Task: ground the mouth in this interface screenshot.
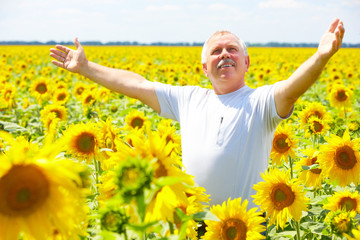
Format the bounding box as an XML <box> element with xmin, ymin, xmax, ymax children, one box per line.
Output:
<box><xmin>217</xmin><ymin>59</ymin><xmax>236</xmax><ymax>69</ymax></box>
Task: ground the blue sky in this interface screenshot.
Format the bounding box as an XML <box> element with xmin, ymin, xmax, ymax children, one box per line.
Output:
<box><xmin>0</xmin><ymin>0</ymin><xmax>359</xmax><ymax>44</ymax></box>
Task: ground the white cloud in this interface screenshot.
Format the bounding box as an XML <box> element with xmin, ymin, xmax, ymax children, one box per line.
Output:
<box><xmin>208</xmin><ymin>3</ymin><xmax>230</xmax><ymax>10</ymax></box>
<box><xmin>258</xmin><ymin>0</ymin><xmax>305</xmax><ymax>9</ymax></box>
<box><xmin>145</xmin><ymin>5</ymin><xmax>182</xmax><ymax>11</ymax></box>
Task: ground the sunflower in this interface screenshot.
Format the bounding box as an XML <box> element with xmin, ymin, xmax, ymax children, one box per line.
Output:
<box><xmin>298</xmin><ymin>101</ymin><xmax>331</xmax><ymax>128</ymax></box>
<box><xmin>81</xmin><ymin>89</ymin><xmax>97</xmax><ymax>107</ymax></box>
<box><xmin>0</xmin><ymin>83</ymin><xmax>17</xmax><ymax>110</ymax></box>
<box><xmin>304</xmin><ymin>116</ymin><xmax>330</xmax><ymax>138</ymax></box>
<box><xmin>157</xmin><ymin>119</ymin><xmax>181</xmax><ymax>155</ymax></box>
<box><xmin>97</xmin><ymin>87</ymin><xmax>111</xmax><ymax>103</ymax></box>
<box><xmin>344</xmin><ymin>225</ymin><xmax>360</xmax><ymax>240</ymax></box>
<box><xmin>0</xmin><ymin>131</ymin><xmax>87</xmax><ymax>240</ymax></box>
<box><xmin>325</xmin><ymin>210</ymin><xmax>357</xmax><ymax>237</ymax></box>
<box><xmin>139</xmin><ymin>130</ymin><xmax>194</xmax><ymax>223</ymax></box>
<box><xmin>73</xmin><ymin>82</ymin><xmax>88</xmax><ymax>100</ymax></box>
<box><xmin>270</xmin><ymin>124</ymin><xmax>298</xmax><ymax>166</ymax></box>
<box><xmin>40</xmin><ymin>104</ymin><xmax>68</xmax><ymax>129</ymax></box>
<box><xmin>99</xmin><ymin>205</ymin><xmax>129</xmax><ymax>235</ymax></box>
<box><xmin>114</xmin><ymin>156</ymin><xmax>153</xmax><ymax>201</ymax></box>
<box><xmin>30</xmin><ymin>78</ymin><xmax>52</xmax><ymax>102</ymax></box>
<box><xmin>62</xmin><ymin>122</ymin><xmax>102</xmax><ymax>162</ymax></box>
<box><xmin>323</xmin><ymin>189</ymin><xmax>360</xmax><ymax>213</ymax></box>
<box><xmin>294</xmin><ymin>148</ymin><xmax>323</xmax><ymax>189</ymax></box>
<box><xmin>52</xmin><ymin>88</ymin><xmax>70</xmax><ymax>105</ymax></box>
<box><xmin>252</xmin><ymin>168</ymin><xmax>309</xmax><ymax>229</ymax></box>
<box><xmin>124</xmin><ymin>110</ymin><xmax>150</xmax><ymax>131</ymax></box>
<box><xmin>97</xmin><ymin>170</ymin><xmax>117</xmax><ymax>206</ymax></box>
<box><xmin>96</xmin><ymin>117</ymin><xmax>121</xmax><ymax>163</ymax></box>
<box><xmin>328</xmin><ymin>84</ymin><xmax>353</xmax><ymax>110</ymax></box>
<box><xmin>318</xmin><ymin>129</ymin><xmax>360</xmax><ymax>187</ymax></box>
<box><xmin>202</xmin><ymin>197</ymin><xmax>265</xmax><ymax>240</ymax></box>
<box><xmin>172</xmin><ymin>186</ymin><xmax>210</xmax><ymax>239</ymax></box>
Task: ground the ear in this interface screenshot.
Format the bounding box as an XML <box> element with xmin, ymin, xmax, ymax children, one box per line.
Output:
<box><xmin>202</xmin><ymin>63</ymin><xmax>208</xmax><ymax>77</ymax></box>
<box><xmin>245</xmin><ymin>56</ymin><xmax>250</xmax><ymax>72</ymax></box>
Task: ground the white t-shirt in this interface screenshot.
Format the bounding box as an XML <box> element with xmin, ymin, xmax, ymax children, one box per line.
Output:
<box><xmin>154</xmin><ymin>82</ymin><xmax>288</xmax><ymax>209</ymax></box>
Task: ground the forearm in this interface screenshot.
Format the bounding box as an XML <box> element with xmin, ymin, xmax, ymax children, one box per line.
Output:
<box><xmin>274</xmin><ymin>51</ymin><xmax>330</xmax><ymax>117</ymax></box>
<box><xmin>279</xmin><ymin>51</ymin><xmax>330</xmax><ymax>102</ymax></box>
<box><xmin>80</xmin><ymin>60</ymin><xmax>148</xmax><ymax>99</ymax></box>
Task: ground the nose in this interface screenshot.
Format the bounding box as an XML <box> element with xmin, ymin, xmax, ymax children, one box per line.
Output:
<box><xmin>220</xmin><ymin>49</ymin><xmax>230</xmax><ymax>59</ymax></box>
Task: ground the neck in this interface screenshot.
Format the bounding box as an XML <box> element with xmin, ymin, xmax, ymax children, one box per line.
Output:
<box><xmin>212</xmin><ymin>81</ymin><xmax>245</xmax><ymax>95</ymax></box>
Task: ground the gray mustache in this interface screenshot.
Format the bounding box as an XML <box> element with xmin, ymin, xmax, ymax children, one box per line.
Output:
<box><xmin>217</xmin><ymin>59</ymin><xmax>236</xmax><ymax>69</ymax></box>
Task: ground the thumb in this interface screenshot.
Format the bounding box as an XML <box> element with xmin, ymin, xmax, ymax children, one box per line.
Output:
<box><xmin>74</xmin><ymin>37</ymin><xmax>81</xmax><ymax>49</ymax></box>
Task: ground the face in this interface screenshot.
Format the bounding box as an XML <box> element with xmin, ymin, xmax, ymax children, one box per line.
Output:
<box><xmin>202</xmin><ymin>33</ymin><xmax>249</xmax><ymax>94</ymax></box>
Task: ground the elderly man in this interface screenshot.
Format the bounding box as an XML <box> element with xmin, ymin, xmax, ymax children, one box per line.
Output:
<box><xmin>50</xmin><ymin>18</ymin><xmax>344</xmax><ymax>208</ymax></box>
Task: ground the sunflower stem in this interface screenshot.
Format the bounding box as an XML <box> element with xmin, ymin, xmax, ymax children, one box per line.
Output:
<box><xmin>123</xmin><ymin>230</ymin><xmax>129</xmax><ymax>240</ymax></box>
<box><xmin>295</xmin><ymin>220</ymin><xmax>301</xmax><ymax>240</ymax></box>
<box><xmin>344</xmin><ymin>106</ymin><xmax>347</xmax><ymax>123</ymax></box>
<box><xmin>93</xmin><ymin>157</ymin><xmax>100</xmax><ymax>185</ymax></box>
<box><xmin>289</xmin><ymin>156</ymin><xmax>294</xmax><ymax>179</ymax></box>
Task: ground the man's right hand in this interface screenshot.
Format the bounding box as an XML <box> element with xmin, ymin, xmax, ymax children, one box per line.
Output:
<box><xmin>50</xmin><ymin>37</ymin><xmax>87</xmax><ymax>74</ymax></box>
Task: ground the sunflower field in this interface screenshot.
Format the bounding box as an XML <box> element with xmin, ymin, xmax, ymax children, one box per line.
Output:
<box><xmin>0</xmin><ymin>45</ymin><xmax>360</xmax><ymax>240</ymax></box>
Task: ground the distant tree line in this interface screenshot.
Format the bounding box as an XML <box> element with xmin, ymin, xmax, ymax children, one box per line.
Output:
<box><xmin>0</xmin><ymin>40</ymin><xmax>359</xmax><ymax>48</ymax></box>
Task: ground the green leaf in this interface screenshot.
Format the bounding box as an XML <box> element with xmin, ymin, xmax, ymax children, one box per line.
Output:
<box><xmin>127</xmin><ymin>221</ymin><xmax>158</xmax><ymax>233</ymax></box>
<box><xmin>192</xmin><ymin>210</ymin><xmax>219</xmax><ymax>221</ymax></box>
<box><xmin>301</xmin><ymin>221</ymin><xmax>326</xmax><ymax>234</ymax></box>
<box><xmin>94</xmin><ymin>230</ymin><xmax>123</xmax><ymax>240</ymax></box>
<box><xmin>0</xmin><ymin>121</ymin><xmax>29</xmax><ymax>133</ymax></box>
<box><xmin>136</xmin><ymin>193</ymin><xmax>146</xmax><ymax>222</ymax></box>
<box><xmin>301</xmin><ymin>164</ymin><xmax>319</xmax><ymax>171</ymax></box>
<box><xmin>155</xmin><ymin>176</ymin><xmax>187</xmax><ymax>187</ymax></box>
<box><xmin>178</xmin><ymin>220</ymin><xmax>189</xmax><ymax>240</ymax></box>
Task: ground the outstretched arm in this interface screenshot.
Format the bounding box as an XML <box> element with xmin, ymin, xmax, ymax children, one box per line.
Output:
<box><xmin>50</xmin><ymin>38</ymin><xmax>161</xmax><ymax>113</ymax></box>
<box><xmin>274</xmin><ymin>18</ymin><xmax>345</xmax><ymax>117</ymax></box>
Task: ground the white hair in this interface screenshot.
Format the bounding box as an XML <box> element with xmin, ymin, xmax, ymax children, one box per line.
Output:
<box><xmin>201</xmin><ymin>31</ymin><xmax>248</xmax><ymax>64</ymax></box>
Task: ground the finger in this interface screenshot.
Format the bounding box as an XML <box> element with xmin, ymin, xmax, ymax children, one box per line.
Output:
<box><xmin>55</xmin><ymin>44</ymin><xmax>72</xmax><ymax>53</ymax></box>
<box><xmin>328</xmin><ymin>17</ymin><xmax>340</xmax><ymax>33</ymax></box>
<box><xmin>50</xmin><ymin>48</ymin><xmax>67</xmax><ymax>58</ymax></box>
<box><xmin>50</xmin><ymin>52</ymin><xmax>66</xmax><ymax>63</ymax></box>
<box><xmin>338</xmin><ymin>21</ymin><xmax>345</xmax><ymax>38</ymax></box>
<box><xmin>74</xmin><ymin>37</ymin><xmax>81</xmax><ymax>49</ymax></box>
<box><xmin>51</xmin><ymin>60</ymin><xmax>65</xmax><ymax>69</ymax></box>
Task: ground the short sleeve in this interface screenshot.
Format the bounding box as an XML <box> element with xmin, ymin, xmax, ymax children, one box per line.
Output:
<box><xmin>154</xmin><ymin>82</ymin><xmax>181</xmax><ymax>121</ymax></box>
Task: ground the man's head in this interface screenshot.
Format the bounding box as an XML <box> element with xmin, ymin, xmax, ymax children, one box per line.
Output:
<box><xmin>201</xmin><ymin>31</ymin><xmax>248</xmax><ymax>64</ymax></box>
<box><xmin>201</xmin><ymin>31</ymin><xmax>250</xmax><ymax>94</ymax></box>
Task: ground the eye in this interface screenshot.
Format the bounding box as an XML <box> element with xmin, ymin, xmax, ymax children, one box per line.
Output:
<box><xmin>228</xmin><ymin>47</ymin><xmax>238</xmax><ymax>52</ymax></box>
<box><xmin>211</xmin><ymin>49</ymin><xmax>221</xmax><ymax>55</ymax></box>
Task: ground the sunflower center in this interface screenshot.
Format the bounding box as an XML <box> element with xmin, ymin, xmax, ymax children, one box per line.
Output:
<box><xmin>57</xmin><ymin>93</ymin><xmax>66</xmax><ymax>101</ymax></box>
<box><xmin>85</xmin><ymin>95</ymin><xmax>94</xmax><ymax>104</ymax></box>
<box><xmin>335</xmin><ymin>146</ymin><xmax>357</xmax><ymax>170</ymax></box>
<box><xmin>36</xmin><ymin>83</ymin><xmax>47</xmax><ymax>94</ymax></box>
<box><xmin>273</xmin><ymin>134</ymin><xmax>290</xmax><ymax>153</ymax></box>
<box><xmin>130</xmin><ymin>117</ymin><xmax>144</xmax><ymax>128</ymax></box>
<box><xmin>76</xmin><ymin>87</ymin><xmax>84</xmax><ymax>95</ymax></box>
<box><xmin>336</xmin><ymin>90</ymin><xmax>347</xmax><ymax>102</ymax></box>
<box><xmin>105</xmin><ymin>136</ymin><xmax>113</xmax><ymax>149</ymax></box>
<box><xmin>123</xmin><ymin>168</ymin><xmax>140</xmax><ymax>186</ymax></box>
<box><xmin>154</xmin><ymin>162</ymin><xmax>168</xmax><ymax>178</ymax></box>
<box><xmin>0</xmin><ymin>164</ymin><xmax>49</xmax><ymax>217</ymax></box>
<box><xmin>335</xmin><ymin>216</ymin><xmax>351</xmax><ymax>233</ymax></box>
<box><xmin>306</xmin><ymin>111</ymin><xmax>323</xmax><ymax>124</ymax></box>
<box><xmin>271</xmin><ymin>183</ymin><xmax>295</xmax><ymax>210</ymax></box>
<box><xmin>75</xmin><ymin>132</ymin><xmax>96</xmax><ymax>154</ymax></box>
<box><xmin>310</xmin><ymin>157</ymin><xmax>321</xmax><ymax>174</ymax></box>
<box><xmin>4</xmin><ymin>90</ymin><xmax>12</xmax><ymax>101</ymax></box>
<box><xmin>221</xmin><ymin>219</ymin><xmax>247</xmax><ymax>240</ymax></box>
<box><xmin>50</xmin><ymin>110</ymin><xmax>62</xmax><ymax>119</ymax></box>
<box><xmin>312</xmin><ymin>121</ymin><xmax>323</xmax><ymax>133</ymax></box>
<box><xmin>339</xmin><ymin>197</ymin><xmax>357</xmax><ymax>211</ymax></box>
